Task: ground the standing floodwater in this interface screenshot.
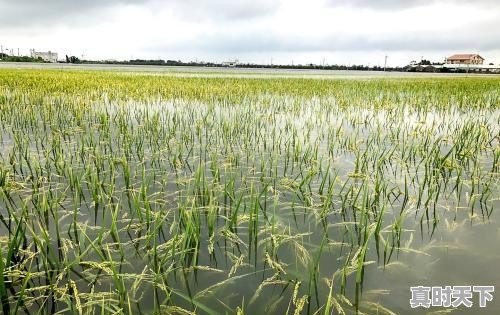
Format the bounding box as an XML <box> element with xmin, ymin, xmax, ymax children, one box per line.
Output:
<box><xmin>0</xmin><ymin>69</ymin><xmax>499</xmax><ymax>314</ymax></box>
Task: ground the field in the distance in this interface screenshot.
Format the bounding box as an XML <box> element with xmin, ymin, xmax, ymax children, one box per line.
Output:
<box><xmin>0</xmin><ymin>69</ymin><xmax>499</xmax><ymax>314</ymax></box>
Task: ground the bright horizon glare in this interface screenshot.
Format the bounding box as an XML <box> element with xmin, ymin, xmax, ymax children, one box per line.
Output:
<box><xmin>1</xmin><ymin>0</ymin><xmax>499</xmax><ymax>66</ymax></box>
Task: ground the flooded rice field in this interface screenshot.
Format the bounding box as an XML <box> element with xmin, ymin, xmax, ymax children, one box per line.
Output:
<box><xmin>0</xmin><ymin>69</ymin><xmax>499</xmax><ymax>314</ymax></box>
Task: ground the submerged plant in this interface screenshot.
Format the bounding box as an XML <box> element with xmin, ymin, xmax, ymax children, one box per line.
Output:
<box><xmin>0</xmin><ymin>69</ymin><xmax>498</xmax><ymax>314</ymax></box>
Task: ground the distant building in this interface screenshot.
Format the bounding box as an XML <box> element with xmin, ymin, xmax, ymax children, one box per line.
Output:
<box><xmin>221</xmin><ymin>59</ymin><xmax>239</xmax><ymax>67</ymax></box>
<box><xmin>30</xmin><ymin>49</ymin><xmax>58</xmax><ymax>63</ymax></box>
<box><xmin>446</xmin><ymin>54</ymin><xmax>484</xmax><ymax>65</ymax></box>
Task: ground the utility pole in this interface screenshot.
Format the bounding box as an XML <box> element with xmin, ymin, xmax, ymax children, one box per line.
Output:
<box><xmin>384</xmin><ymin>55</ymin><xmax>388</xmax><ymax>71</ymax></box>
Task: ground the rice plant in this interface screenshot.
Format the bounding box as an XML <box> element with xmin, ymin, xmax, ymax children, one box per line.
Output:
<box><xmin>0</xmin><ymin>69</ymin><xmax>498</xmax><ymax>314</ymax></box>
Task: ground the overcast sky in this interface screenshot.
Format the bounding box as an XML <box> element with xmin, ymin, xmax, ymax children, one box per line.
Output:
<box><xmin>1</xmin><ymin>0</ymin><xmax>499</xmax><ymax>66</ymax></box>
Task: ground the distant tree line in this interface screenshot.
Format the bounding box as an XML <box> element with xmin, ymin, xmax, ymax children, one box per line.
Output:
<box><xmin>89</xmin><ymin>59</ymin><xmax>219</xmax><ymax>67</ymax></box>
<box><xmin>77</xmin><ymin>58</ymin><xmax>407</xmax><ymax>71</ymax></box>
<box><xmin>2</xmin><ymin>53</ymin><xmax>497</xmax><ymax>74</ymax></box>
<box><xmin>236</xmin><ymin>63</ymin><xmax>397</xmax><ymax>71</ymax></box>
<box><xmin>0</xmin><ymin>53</ymin><xmax>45</xmax><ymax>63</ymax></box>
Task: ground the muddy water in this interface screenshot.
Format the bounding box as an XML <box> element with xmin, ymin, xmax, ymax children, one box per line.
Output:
<box><xmin>0</xmin><ymin>92</ymin><xmax>498</xmax><ymax>314</ymax></box>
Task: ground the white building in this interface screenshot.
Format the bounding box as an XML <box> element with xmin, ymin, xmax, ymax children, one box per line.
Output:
<box><xmin>222</xmin><ymin>59</ymin><xmax>239</xmax><ymax>67</ymax></box>
<box><xmin>30</xmin><ymin>49</ymin><xmax>58</xmax><ymax>63</ymax></box>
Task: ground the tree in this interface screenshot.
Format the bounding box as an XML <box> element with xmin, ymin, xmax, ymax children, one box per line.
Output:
<box><xmin>66</xmin><ymin>55</ymin><xmax>80</xmax><ymax>63</ymax></box>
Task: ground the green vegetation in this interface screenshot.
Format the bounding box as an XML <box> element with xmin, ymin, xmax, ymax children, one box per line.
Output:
<box><xmin>0</xmin><ymin>69</ymin><xmax>498</xmax><ymax>314</ymax></box>
<box><xmin>0</xmin><ymin>54</ymin><xmax>45</xmax><ymax>63</ymax></box>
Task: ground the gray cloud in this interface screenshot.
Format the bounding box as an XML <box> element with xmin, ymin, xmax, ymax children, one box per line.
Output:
<box><xmin>0</xmin><ymin>0</ymin><xmax>150</xmax><ymax>27</ymax></box>
<box><xmin>1</xmin><ymin>0</ymin><xmax>499</xmax><ymax>63</ymax></box>
<box><xmin>327</xmin><ymin>0</ymin><xmax>499</xmax><ymax>9</ymax></box>
<box><xmin>0</xmin><ymin>0</ymin><xmax>279</xmax><ymax>28</ymax></box>
<box><xmin>161</xmin><ymin>17</ymin><xmax>500</xmax><ymax>53</ymax></box>
<box><xmin>165</xmin><ymin>0</ymin><xmax>281</xmax><ymax>21</ymax></box>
